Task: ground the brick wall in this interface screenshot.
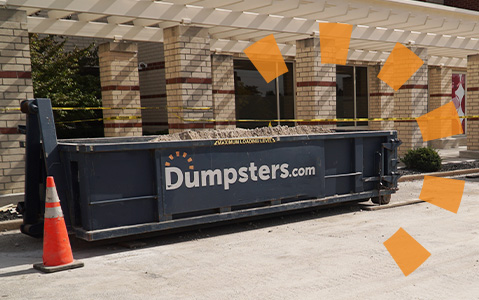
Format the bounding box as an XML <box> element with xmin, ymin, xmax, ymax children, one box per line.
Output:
<box><xmin>466</xmin><ymin>55</ymin><xmax>479</xmax><ymax>151</ymax></box>
<box><xmin>212</xmin><ymin>54</ymin><xmax>235</xmax><ymax>129</ymax></box>
<box><xmin>99</xmin><ymin>42</ymin><xmax>142</xmax><ymax>137</ymax></box>
<box><xmin>394</xmin><ymin>47</ymin><xmax>428</xmax><ymax>156</ymax></box>
<box><xmin>0</xmin><ymin>9</ymin><xmax>33</xmax><ymax>195</ymax></box>
<box><xmin>138</xmin><ymin>42</ymin><xmax>168</xmax><ymax>134</ymax></box>
<box><xmin>163</xmin><ymin>25</ymin><xmax>214</xmax><ymax>133</ymax></box>
<box><xmin>295</xmin><ymin>38</ymin><xmax>336</xmax><ymax>127</ymax></box>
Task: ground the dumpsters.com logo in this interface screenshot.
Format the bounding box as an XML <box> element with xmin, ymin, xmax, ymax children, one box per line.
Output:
<box><xmin>165</xmin><ymin>151</ymin><xmax>316</xmax><ymax>191</ymax></box>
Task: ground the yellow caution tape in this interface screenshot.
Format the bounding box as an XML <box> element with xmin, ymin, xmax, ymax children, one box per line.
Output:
<box><xmin>177</xmin><ymin>116</ymin><xmax>479</xmax><ymax>123</ymax></box>
<box><xmin>51</xmin><ymin>106</ymin><xmax>212</xmax><ymax>111</ymax></box>
<box><xmin>56</xmin><ymin>115</ymin><xmax>142</xmax><ymax>124</ymax></box>
<box><xmin>1</xmin><ymin>106</ymin><xmax>212</xmax><ymax>112</ymax></box>
<box><xmin>4</xmin><ymin>104</ymin><xmax>479</xmax><ymax>125</ymax></box>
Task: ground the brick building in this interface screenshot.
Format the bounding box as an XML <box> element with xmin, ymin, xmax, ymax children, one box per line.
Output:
<box><xmin>1</xmin><ymin>0</ymin><xmax>479</xmax><ymax>195</ymax></box>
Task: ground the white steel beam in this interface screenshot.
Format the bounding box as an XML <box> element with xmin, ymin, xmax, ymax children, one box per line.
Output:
<box><xmin>26</xmin><ymin>17</ymin><xmax>163</xmax><ymax>42</ymax></box>
<box><xmin>47</xmin><ymin>10</ymin><xmax>73</xmax><ymax>19</ymax></box>
<box><xmin>77</xmin><ymin>13</ymin><xmax>106</xmax><ymax>22</ymax></box>
<box><xmin>6</xmin><ymin>0</ymin><xmax>479</xmax><ymax>52</ymax></box>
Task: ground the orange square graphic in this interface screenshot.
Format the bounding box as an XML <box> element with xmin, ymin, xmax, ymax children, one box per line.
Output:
<box><xmin>319</xmin><ymin>23</ymin><xmax>353</xmax><ymax>65</ymax></box>
<box><xmin>378</xmin><ymin>43</ymin><xmax>424</xmax><ymax>91</ymax></box>
<box><xmin>243</xmin><ymin>34</ymin><xmax>288</xmax><ymax>83</ymax></box>
<box><xmin>384</xmin><ymin>228</ymin><xmax>431</xmax><ymax>277</ymax></box>
<box><xmin>419</xmin><ymin>176</ymin><xmax>465</xmax><ymax>214</ymax></box>
<box><xmin>416</xmin><ymin>102</ymin><xmax>463</xmax><ymax>142</ymax></box>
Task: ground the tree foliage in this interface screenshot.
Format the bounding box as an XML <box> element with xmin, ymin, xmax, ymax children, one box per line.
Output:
<box><xmin>30</xmin><ymin>34</ymin><xmax>103</xmax><ymax>138</ymax></box>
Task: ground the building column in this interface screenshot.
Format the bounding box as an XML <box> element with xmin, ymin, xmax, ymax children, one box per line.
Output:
<box><xmin>163</xmin><ymin>25</ymin><xmax>214</xmax><ymax>133</ymax></box>
<box><xmin>212</xmin><ymin>54</ymin><xmax>235</xmax><ymax>129</ymax></box>
<box><xmin>0</xmin><ymin>9</ymin><xmax>33</xmax><ymax>195</ymax></box>
<box><xmin>138</xmin><ymin>42</ymin><xmax>168</xmax><ymax>135</ymax></box>
<box><xmin>99</xmin><ymin>42</ymin><xmax>142</xmax><ymax>137</ymax></box>
<box><xmin>460</xmin><ymin>55</ymin><xmax>479</xmax><ymax>158</ymax></box>
<box><xmin>295</xmin><ymin>38</ymin><xmax>336</xmax><ymax>127</ymax></box>
<box><xmin>369</xmin><ymin>63</ymin><xmax>394</xmax><ymax>131</ymax></box>
<box><xmin>428</xmin><ymin>66</ymin><xmax>452</xmax><ymax>111</ymax></box>
<box><xmin>393</xmin><ymin>47</ymin><xmax>428</xmax><ymax>156</ymax></box>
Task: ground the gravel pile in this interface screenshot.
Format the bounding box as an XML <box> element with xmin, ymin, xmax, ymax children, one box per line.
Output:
<box><xmin>151</xmin><ymin>125</ymin><xmax>334</xmax><ymax>142</ymax></box>
<box><xmin>0</xmin><ymin>204</ymin><xmax>21</xmax><ymax>221</ymax></box>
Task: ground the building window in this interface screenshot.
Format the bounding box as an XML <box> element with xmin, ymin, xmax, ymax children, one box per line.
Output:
<box><xmin>234</xmin><ymin>60</ymin><xmax>295</xmax><ymax>129</ymax></box>
<box><xmin>336</xmin><ymin>66</ymin><xmax>368</xmax><ymax>128</ymax></box>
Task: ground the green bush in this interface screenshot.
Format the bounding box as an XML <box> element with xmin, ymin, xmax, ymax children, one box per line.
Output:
<box><xmin>401</xmin><ymin>147</ymin><xmax>442</xmax><ymax>172</ymax></box>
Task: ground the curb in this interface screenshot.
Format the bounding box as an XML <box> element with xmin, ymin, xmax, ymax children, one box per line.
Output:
<box><xmin>0</xmin><ymin>219</ymin><xmax>22</xmax><ymax>232</ymax></box>
<box><xmin>399</xmin><ymin>168</ymin><xmax>479</xmax><ymax>182</ymax></box>
<box><xmin>360</xmin><ymin>199</ymin><xmax>424</xmax><ymax>211</ymax></box>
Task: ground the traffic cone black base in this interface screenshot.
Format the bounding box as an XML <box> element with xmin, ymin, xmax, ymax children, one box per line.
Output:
<box><xmin>33</xmin><ymin>260</ymin><xmax>84</xmax><ymax>273</ymax></box>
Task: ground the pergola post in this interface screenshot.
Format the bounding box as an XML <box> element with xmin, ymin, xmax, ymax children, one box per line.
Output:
<box><xmin>460</xmin><ymin>54</ymin><xmax>479</xmax><ymax>158</ymax></box>
<box><xmin>99</xmin><ymin>42</ymin><xmax>142</xmax><ymax>137</ymax></box>
<box><xmin>163</xmin><ymin>25</ymin><xmax>214</xmax><ymax>133</ymax></box>
<box><xmin>393</xmin><ymin>46</ymin><xmax>428</xmax><ymax>157</ymax></box>
<box><xmin>295</xmin><ymin>37</ymin><xmax>336</xmax><ymax>128</ymax></box>
<box><xmin>369</xmin><ymin>63</ymin><xmax>395</xmax><ymax>131</ymax></box>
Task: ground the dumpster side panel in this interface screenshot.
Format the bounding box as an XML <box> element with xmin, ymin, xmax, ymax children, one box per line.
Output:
<box><xmin>81</xmin><ymin>151</ymin><xmax>158</xmax><ymax>230</ymax></box>
<box><xmin>160</xmin><ymin>141</ymin><xmax>324</xmax><ymax>216</ymax></box>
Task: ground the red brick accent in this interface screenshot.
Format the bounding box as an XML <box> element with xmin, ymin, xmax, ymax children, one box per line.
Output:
<box><xmin>297</xmin><ymin>121</ymin><xmax>337</xmax><ymax>125</ymax></box>
<box><xmin>370</xmin><ymin>92</ymin><xmax>395</xmax><ymax>97</ymax></box>
<box><xmin>166</xmin><ymin>78</ymin><xmax>212</xmax><ymax>84</ymax></box>
<box><xmin>467</xmin><ymin>87</ymin><xmax>479</xmax><ymax>92</ymax></box>
<box><xmin>101</xmin><ymin>85</ymin><xmax>140</xmax><ymax>91</ymax></box>
<box><xmin>214</xmin><ymin>121</ymin><xmax>237</xmax><ymax>126</ymax></box>
<box><xmin>394</xmin><ymin>120</ymin><xmax>417</xmax><ymax>123</ymax></box>
<box><xmin>142</xmin><ymin>122</ymin><xmax>169</xmax><ymax>126</ymax></box>
<box><xmin>430</xmin><ymin>93</ymin><xmax>453</xmax><ymax>97</ymax></box>
<box><xmin>138</xmin><ymin>61</ymin><xmax>165</xmax><ymax>72</ymax></box>
<box><xmin>104</xmin><ymin>123</ymin><xmax>143</xmax><ymax>128</ymax></box>
<box><xmin>0</xmin><ymin>127</ymin><xmax>18</xmax><ymax>134</ymax></box>
<box><xmin>0</xmin><ymin>71</ymin><xmax>31</xmax><ymax>78</ymax></box>
<box><xmin>169</xmin><ymin>123</ymin><xmax>215</xmax><ymax>129</ymax></box>
<box><xmin>212</xmin><ymin>90</ymin><xmax>235</xmax><ymax>94</ymax></box>
<box><xmin>296</xmin><ymin>81</ymin><xmax>336</xmax><ymax>87</ymax></box>
<box><xmin>140</xmin><ymin>94</ymin><xmax>167</xmax><ymax>99</ymax></box>
<box><xmin>399</xmin><ymin>84</ymin><xmax>428</xmax><ymax>90</ymax></box>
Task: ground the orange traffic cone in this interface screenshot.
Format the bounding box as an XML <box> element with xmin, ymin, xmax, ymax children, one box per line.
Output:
<box><xmin>33</xmin><ymin>176</ymin><xmax>84</xmax><ymax>273</ymax></box>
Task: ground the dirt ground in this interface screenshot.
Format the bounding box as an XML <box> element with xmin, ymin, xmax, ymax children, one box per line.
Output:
<box><xmin>0</xmin><ymin>176</ymin><xmax>478</xmax><ymax>299</ymax></box>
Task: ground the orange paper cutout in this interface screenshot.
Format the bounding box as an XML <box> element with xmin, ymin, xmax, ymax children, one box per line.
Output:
<box><xmin>384</xmin><ymin>228</ymin><xmax>431</xmax><ymax>276</ymax></box>
<box><xmin>243</xmin><ymin>34</ymin><xmax>288</xmax><ymax>83</ymax></box>
<box><xmin>416</xmin><ymin>102</ymin><xmax>464</xmax><ymax>142</ymax></box>
<box><xmin>419</xmin><ymin>176</ymin><xmax>465</xmax><ymax>213</ymax></box>
<box><xmin>319</xmin><ymin>23</ymin><xmax>353</xmax><ymax>65</ymax></box>
<box><xmin>378</xmin><ymin>43</ymin><xmax>424</xmax><ymax>91</ymax></box>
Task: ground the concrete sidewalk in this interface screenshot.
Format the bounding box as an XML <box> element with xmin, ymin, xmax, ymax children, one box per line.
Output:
<box><xmin>0</xmin><ymin>177</ymin><xmax>478</xmax><ymax>299</ymax></box>
<box><xmin>438</xmin><ymin>146</ymin><xmax>478</xmax><ymax>164</ymax></box>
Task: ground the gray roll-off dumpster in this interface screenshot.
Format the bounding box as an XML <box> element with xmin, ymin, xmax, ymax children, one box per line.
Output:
<box><xmin>18</xmin><ymin>99</ymin><xmax>401</xmax><ymax>241</ymax></box>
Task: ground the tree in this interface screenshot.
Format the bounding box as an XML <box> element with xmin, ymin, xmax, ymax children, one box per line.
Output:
<box><xmin>30</xmin><ymin>34</ymin><xmax>103</xmax><ymax>138</ymax></box>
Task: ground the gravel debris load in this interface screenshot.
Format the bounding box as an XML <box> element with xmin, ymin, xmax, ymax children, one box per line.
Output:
<box><xmin>151</xmin><ymin>125</ymin><xmax>334</xmax><ymax>142</ymax></box>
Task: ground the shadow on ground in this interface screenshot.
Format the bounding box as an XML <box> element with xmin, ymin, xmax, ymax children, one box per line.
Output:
<box><xmin>0</xmin><ymin>201</ymin><xmax>365</xmax><ymax>272</ymax></box>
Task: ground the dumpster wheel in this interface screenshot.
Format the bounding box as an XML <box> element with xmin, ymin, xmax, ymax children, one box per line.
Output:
<box><xmin>371</xmin><ymin>195</ymin><xmax>391</xmax><ymax>205</ymax></box>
